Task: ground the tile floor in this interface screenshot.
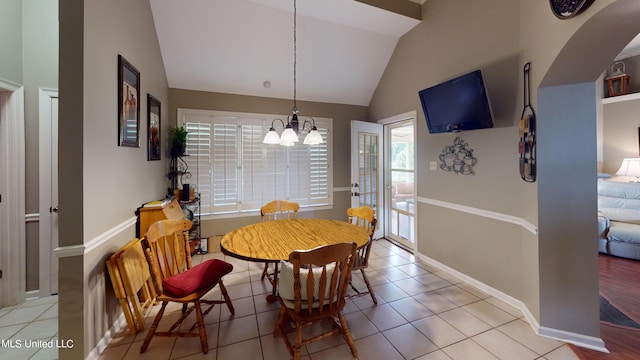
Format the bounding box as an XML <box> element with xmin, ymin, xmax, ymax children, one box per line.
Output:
<box><xmin>0</xmin><ymin>239</ymin><xmax>582</xmax><ymax>360</ymax></box>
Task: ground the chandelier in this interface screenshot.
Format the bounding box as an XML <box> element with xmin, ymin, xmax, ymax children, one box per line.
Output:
<box><xmin>263</xmin><ymin>0</ymin><xmax>323</xmax><ymax>146</ymax></box>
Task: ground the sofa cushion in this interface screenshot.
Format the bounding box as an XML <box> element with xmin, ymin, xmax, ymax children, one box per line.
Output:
<box><xmin>598</xmin><ymin>213</ymin><xmax>609</xmax><ymax>238</ymax></box>
<box><xmin>162</xmin><ymin>259</ymin><xmax>233</xmax><ymax>298</ymax></box>
<box><xmin>599</xmin><ymin>208</ymin><xmax>640</xmax><ymax>224</ymax></box>
<box><xmin>598</xmin><ymin>180</ymin><xmax>640</xmax><ymax>223</ymax></box>
<box><xmin>607</xmin><ymin>221</ymin><xmax>640</xmax><ymax>245</ymax></box>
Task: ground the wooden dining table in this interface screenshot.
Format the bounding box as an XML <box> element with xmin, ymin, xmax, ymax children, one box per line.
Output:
<box><xmin>221</xmin><ymin>218</ymin><xmax>370</xmax><ymax>301</ymax></box>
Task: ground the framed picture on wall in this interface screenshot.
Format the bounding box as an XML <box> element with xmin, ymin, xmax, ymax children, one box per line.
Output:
<box><xmin>118</xmin><ymin>54</ymin><xmax>140</xmax><ymax>147</ymax></box>
<box><xmin>147</xmin><ymin>94</ymin><xmax>161</xmax><ymax>160</ymax></box>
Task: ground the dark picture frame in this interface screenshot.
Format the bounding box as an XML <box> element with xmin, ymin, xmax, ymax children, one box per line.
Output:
<box><xmin>118</xmin><ymin>54</ymin><xmax>140</xmax><ymax>147</ymax></box>
<box><xmin>147</xmin><ymin>94</ymin><xmax>161</xmax><ymax>160</ymax></box>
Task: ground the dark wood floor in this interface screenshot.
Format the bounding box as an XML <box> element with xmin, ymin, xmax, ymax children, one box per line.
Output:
<box><xmin>570</xmin><ymin>254</ymin><xmax>640</xmax><ymax>360</ymax></box>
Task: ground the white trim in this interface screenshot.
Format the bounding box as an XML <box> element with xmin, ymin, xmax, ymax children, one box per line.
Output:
<box><xmin>538</xmin><ymin>326</ymin><xmax>608</xmax><ymax>353</ymax></box>
<box><xmin>53</xmin><ymin>217</ymin><xmax>137</xmax><ymax>258</ymax></box>
<box><xmin>381</xmin><ymin>114</ymin><xmax>417</xmax><ymax>251</ymax></box>
<box><xmin>415</xmin><ymin>252</ymin><xmax>608</xmax><ymax>353</ymax></box>
<box><xmin>86</xmin><ymin>312</ymin><xmax>128</xmax><ymax>360</ymax></box>
<box><xmin>0</xmin><ymin>77</ymin><xmax>22</xmax><ymax>91</ymax></box>
<box><xmin>377</xmin><ymin>110</ymin><xmax>416</xmax><ymax>125</ymax></box>
<box><xmin>601</xmin><ymin>91</ymin><xmax>640</xmax><ymax>104</ymax></box>
<box><xmin>203</xmin><ymin>204</ymin><xmax>334</xmax><ymax>220</ymax></box>
<box><xmin>333</xmin><ymin>186</ymin><xmax>350</xmax><ymax>192</ymax></box>
<box><xmin>25</xmin><ymin>213</ymin><xmax>39</xmax><ymax>223</ymax></box>
<box><xmin>0</xmin><ymin>86</ymin><xmax>26</xmax><ymax>307</ymax></box>
<box><xmin>418</xmin><ymin>196</ymin><xmax>538</xmax><ymax>235</ymax></box>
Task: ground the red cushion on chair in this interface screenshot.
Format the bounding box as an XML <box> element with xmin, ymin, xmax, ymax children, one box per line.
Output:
<box><xmin>162</xmin><ymin>259</ymin><xmax>233</xmax><ymax>298</ymax></box>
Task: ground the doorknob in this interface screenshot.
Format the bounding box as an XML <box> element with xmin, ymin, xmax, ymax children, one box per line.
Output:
<box><xmin>51</xmin><ymin>206</ymin><xmax>59</xmax><ymax>213</ymax></box>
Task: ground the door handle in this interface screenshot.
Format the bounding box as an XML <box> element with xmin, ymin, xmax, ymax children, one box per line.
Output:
<box><xmin>51</xmin><ymin>206</ymin><xmax>59</xmax><ymax>213</ymax></box>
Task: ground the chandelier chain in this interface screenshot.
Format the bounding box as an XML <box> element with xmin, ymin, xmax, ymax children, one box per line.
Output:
<box><xmin>293</xmin><ymin>0</ymin><xmax>297</xmax><ymax>110</ymax></box>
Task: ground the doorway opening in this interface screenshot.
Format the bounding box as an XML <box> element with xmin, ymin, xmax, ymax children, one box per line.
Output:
<box><xmin>385</xmin><ymin>119</ymin><xmax>415</xmax><ymax>250</ymax></box>
<box><xmin>0</xmin><ymin>82</ymin><xmax>26</xmax><ymax>308</ymax></box>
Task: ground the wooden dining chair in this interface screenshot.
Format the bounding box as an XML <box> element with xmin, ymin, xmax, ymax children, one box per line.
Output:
<box><xmin>111</xmin><ymin>238</ymin><xmax>157</xmax><ymax>334</ymax></box>
<box><xmin>347</xmin><ymin>205</ymin><xmax>378</xmax><ymax>304</ymax></box>
<box><xmin>260</xmin><ymin>200</ymin><xmax>300</xmax><ymax>222</ymax></box>
<box><xmin>260</xmin><ymin>200</ymin><xmax>300</xmax><ymax>293</ymax></box>
<box><xmin>140</xmin><ymin>219</ymin><xmax>235</xmax><ymax>354</ymax></box>
<box><xmin>274</xmin><ymin>242</ymin><xmax>358</xmax><ymax>360</ymax></box>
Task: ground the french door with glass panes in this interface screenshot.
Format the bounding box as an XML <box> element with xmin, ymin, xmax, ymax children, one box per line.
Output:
<box><xmin>350</xmin><ymin>120</ymin><xmax>383</xmax><ymax>239</ymax></box>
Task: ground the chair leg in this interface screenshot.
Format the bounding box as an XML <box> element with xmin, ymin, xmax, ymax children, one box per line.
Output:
<box><xmin>360</xmin><ymin>268</ymin><xmax>378</xmax><ymax>304</ymax></box>
<box><xmin>293</xmin><ymin>321</ymin><xmax>303</xmax><ymax>360</ymax></box>
<box><xmin>337</xmin><ymin>312</ymin><xmax>358</xmax><ymax>359</ymax></box>
<box><xmin>193</xmin><ymin>299</ymin><xmax>209</xmax><ymax>354</ymax></box>
<box><xmin>141</xmin><ymin>301</ymin><xmax>168</xmax><ymax>353</ymax></box>
<box><xmin>118</xmin><ymin>298</ymin><xmax>137</xmax><ymax>335</ymax></box>
<box><xmin>273</xmin><ymin>306</ymin><xmax>287</xmax><ymax>337</ymax></box>
<box><xmin>218</xmin><ymin>280</ymin><xmax>235</xmax><ymax>314</ymax></box>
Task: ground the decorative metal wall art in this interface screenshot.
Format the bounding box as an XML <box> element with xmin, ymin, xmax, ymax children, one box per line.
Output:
<box><xmin>519</xmin><ymin>62</ymin><xmax>536</xmax><ymax>182</ymax></box>
<box><xmin>438</xmin><ymin>137</ymin><xmax>476</xmax><ymax>175</ymax></box>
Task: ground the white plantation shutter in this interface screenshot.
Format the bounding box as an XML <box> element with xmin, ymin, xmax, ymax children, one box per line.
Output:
<box><xmin>240</xmin><ymin>119</ymin><xmax>268</xmax><ymax>211</ymax></box>
<box><xmin>263</xmin><ymin>143</ymin><xmax>288</xmax><ymax>202</ymax></box>
<box><xmin>287</xmin><ymin>141</ymin><xmax>310</xmax><ymax>204</ymax></box>
<box><xmin>184</xmin><ymin>118</ymin><xmax>212</xmax><ymax>213</ymax></box>
<box><xmin>179</xmin><ymin>109</ymin><xmax>332</xmax><ymax>215</ymax></box>
<box><xmin>309</xmin><ymin>125</ymin><xmax>330</xmax><ymax>204</ymax></box>
<box><xmin>211</xmin><ymin>118</ymin><xmax>239</xmax><ymax>213</ymax></box>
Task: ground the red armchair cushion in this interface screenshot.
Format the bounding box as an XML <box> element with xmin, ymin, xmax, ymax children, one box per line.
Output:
<box><xmin>162</xmin><ymin>259</ymin><xmax>233</xmax><ymax>298</ymax></box>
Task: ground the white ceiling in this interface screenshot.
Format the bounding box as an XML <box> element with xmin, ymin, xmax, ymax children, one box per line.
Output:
<box><xmin>149</xmin><ymin>0</ymin><xmax>421</xmax><ymax>106</ymax></box>
<box><xmin>617</xmin><ymin>33</ymin><xmax>640</xmax><ymax>60</ymax></box>
<box><xmin>149</xmin><ymin>0</ymin><xmax>639</xmax><ymax>107</ymax></box>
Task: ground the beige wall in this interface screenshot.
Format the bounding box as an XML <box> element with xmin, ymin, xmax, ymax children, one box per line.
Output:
<box><xmin>0</xmin><ymin>0</ymin><xmax>58</xmax><ymax>293</ymax></box>
<box><xmin>22</xmin><ymin>0</ymin><xmax>59</xmax><ymax>292</ymax></box>
<box><xmin>0</xmin><ymin>0</ymin><xmax>22</xmax><ymax>85</ymax></box>
<box><xmin>53</xmin><ymin>0</ymin><xmax>640</xmax><ymax>357</ymax></box>
<box><xmin>168</xmin><ymin>89</ymin><xmax>368</xmax><ymax>235</ymax></box>
<box><xmin>368</xmin><ymin>0</ymin><xmax>639</xmax><ymax>339</ymax></box>
<box><xmin>59</xmin><ymin>0</ymin><xmax>169</xmax><ymax>357</ymax></box>
<box><xmin>369</xmin><ymin>0</ymin><xmax>539</xmax><ymax>313</ymax></box>
<box><xmin>603</xmin><ymin>98</ymin><xmax>640</xmax><ymax>174</ymax></box>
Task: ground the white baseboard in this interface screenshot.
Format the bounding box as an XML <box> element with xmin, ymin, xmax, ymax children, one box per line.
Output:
<box><xmin>415</xmin><ymin>252</ymin><xmax>608</xmax><ymax>353</ymax></box>
<box><xmin>85</xmin><ymin>313</ymin><xmax>127</xmax><ymax>360</ymax></box>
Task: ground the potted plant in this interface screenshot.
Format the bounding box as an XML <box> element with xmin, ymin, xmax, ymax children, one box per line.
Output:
<box><xmin>169</xmin><ymin>126</ymin><xmax>188</xmax><ymax>157</ymax></box>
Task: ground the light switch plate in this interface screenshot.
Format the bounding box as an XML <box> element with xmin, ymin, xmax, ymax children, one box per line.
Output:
<box><xmin>430</xmin><ymin>161</ymin><xmax>438</xmax><ymax>171</ymax></box>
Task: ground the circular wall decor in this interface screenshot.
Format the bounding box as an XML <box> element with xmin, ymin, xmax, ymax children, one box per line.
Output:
<box><xmin>549</xmin><ymin>0</ymin><xmax>595</xmax><ymax>19</ymax></box>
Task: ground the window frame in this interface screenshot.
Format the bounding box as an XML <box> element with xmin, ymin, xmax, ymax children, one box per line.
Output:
<box><xmin>177</xmin><ymin>108</ymin><xmax>333</xmax><ymax>218</ymax></box>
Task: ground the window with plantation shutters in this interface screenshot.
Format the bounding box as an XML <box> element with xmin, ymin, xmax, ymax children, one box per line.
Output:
<box><xmin>178</xmin><ymin>109</ymin><xmax>333</xmax><ymax>216</ymax></box>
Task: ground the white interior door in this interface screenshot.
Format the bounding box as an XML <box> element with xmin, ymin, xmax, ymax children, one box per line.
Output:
<box><xmin>350</xmin><ymin>120</ymin><xmax>383</xmax><ymax>239</ymax></box>
<box><xmin>39</xmin><ymin>89</ymin><xmax>59</xmax><ymax>295</ymax></box>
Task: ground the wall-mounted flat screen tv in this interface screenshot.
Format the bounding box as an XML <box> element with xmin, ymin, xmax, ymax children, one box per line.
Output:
<box><xmin>418</xmin><ymin>69</ymin><xmax>494</xmax><ymax>134</ymax></box>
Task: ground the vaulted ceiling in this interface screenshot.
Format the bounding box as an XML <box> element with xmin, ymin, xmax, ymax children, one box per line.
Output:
<box><xmin>149</xmin><ymin>0</ymin><xmax>422</xmax><ymax>106</ymax></box>
<box><xmin>149</xmin><ymin>0</ymin><xmax>640</xmax><ymax>107</ymax></box>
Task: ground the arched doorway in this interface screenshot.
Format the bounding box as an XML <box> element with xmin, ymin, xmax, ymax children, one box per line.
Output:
<box><xmin>537</xmin><ymin>0</ymin><xmax>640</xmax><ymax>351</ymax></box>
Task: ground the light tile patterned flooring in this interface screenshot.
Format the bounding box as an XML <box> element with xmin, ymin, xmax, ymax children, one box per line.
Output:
<box><xmin>0</xmin><ymin>239</ymin><xmax>582</xmax><ymax>360</ymax></box>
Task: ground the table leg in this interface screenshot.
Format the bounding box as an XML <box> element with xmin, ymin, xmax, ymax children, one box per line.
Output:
<box><xmin>266</xmin><ymin>262</ymin><xmax>279</xmax><ymax>303</ymax></box>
